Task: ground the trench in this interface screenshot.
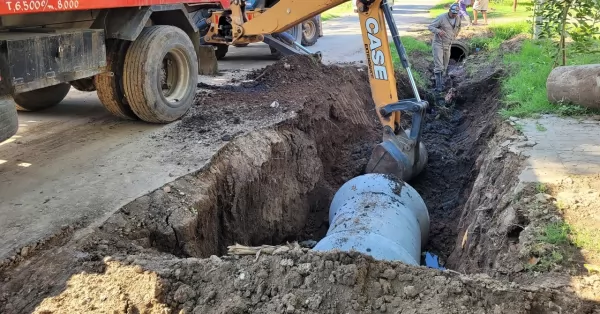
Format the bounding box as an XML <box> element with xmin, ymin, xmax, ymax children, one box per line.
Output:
<box><xmin>110</xmin><ymin>56</ymin><xmax>508</xmax><ymax>271</ymax></box>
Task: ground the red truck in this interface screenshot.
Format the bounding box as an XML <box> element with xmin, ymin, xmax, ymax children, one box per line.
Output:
<box><xmin>0</xmin><ymin>0</ymin><xmax>317</xmax><ymax>143</ymax></box>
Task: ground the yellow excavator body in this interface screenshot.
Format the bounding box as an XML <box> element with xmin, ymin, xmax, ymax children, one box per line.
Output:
<box><xmin>203</xmin><ymin>0</ymin><xmax>428</xmax><ymax>182</ymax></box>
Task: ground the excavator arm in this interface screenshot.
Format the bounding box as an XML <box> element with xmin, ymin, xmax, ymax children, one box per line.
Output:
<box><xmin>227</xmin><ymin>0</ymin><xmax>429</xmax><ymax>181</ymax></box>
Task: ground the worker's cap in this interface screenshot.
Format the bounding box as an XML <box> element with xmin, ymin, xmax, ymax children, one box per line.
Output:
<box><xmin>449</xmin><ymin>3</ymin><xmax>459</xmax><ymax>13</ymax></box>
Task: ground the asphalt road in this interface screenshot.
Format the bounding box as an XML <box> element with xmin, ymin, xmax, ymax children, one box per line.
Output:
<box><xmin>0</xmin><ymin>0</ymin><xmax>437</xmax><ymax>260</ymax></box>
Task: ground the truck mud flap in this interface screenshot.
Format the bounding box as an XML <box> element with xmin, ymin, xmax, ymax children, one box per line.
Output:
<box><xmin>0</xmin><ymin>29</ymin><xmax>107</xmax><ymax>94</ymax></box>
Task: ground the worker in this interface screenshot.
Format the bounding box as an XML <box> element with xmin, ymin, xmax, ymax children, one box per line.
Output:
<box><xmin>428</xmin><ymin>3</ymin><xmax>462</xmax><ymax>92</ymax></box>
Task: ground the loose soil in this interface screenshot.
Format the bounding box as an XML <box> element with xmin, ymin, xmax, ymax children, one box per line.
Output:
<box><xmin>1</xmin><ymin>53</ymin><xmax>599</xmax><ymax>313</ymax></box>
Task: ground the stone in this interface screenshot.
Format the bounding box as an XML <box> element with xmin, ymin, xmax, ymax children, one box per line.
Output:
<box><xmin>381</xmin><ymin>269</ymin><xmax>396</xmax><ymax>280</ymax></box>
<box><xmin>403</xmin><ymin>286</ymin><xmax>418</xmax><ymax>298</ymax></box>
<box><xmin>174</xmin><ymin>284</ymin><xmax>196</xmax><ymax>304</ymax></box>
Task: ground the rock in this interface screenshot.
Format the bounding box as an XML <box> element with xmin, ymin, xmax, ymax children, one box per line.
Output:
<box><xmin>103</xmin><ymin>256</ymin><xmax>113</xmax><ymax>263</ymax></box>
<box><xmin>133</xmin><ymin>265</ymin><xmax>144</xmax><ymax>273</ymax></box>
<box><xmin>509</xmin><ymin>116</ymin><xmax>519</xmax><ymax>122</ymax></box>
<box><xmin>298</xmin><ymin>263</ymin><xmax>312</xmax><ymax>275</ymax></box>
<box><xmin>280</xmin><ymin>259</ymin><xmax>294</xmax><ymax>267</ymax></box>
<box><xmin>202</xmin><ymin>291</ymin><xmax>216</xmax><ymax>304</ymax></box>
<box><xmin>305</xmin><ymin>295</ymin><xmax>323</xmax><ymax>310</ymax></box>
<box><xmin>535</xmin><ymin>193</ymin><xmax>553</xmax><ymax>203</ymax></box>
<box><xmin>174</xmin><ymin>284</ymin><xmax>196</xmax><ymax>303</ymax></box>
<box><xmin>284</xmin><ymin>63</ymin><xmax>291</xmax><ymax>70</ymax></box>
<box><xmin>20</xmin><ymin>246</ymin><xmax>31</xmax><ymax>257</ymax></box>
<box><xmin>403</xmin><ymin>286</ymin><xmax>418</xmax><ymax>298</ymax></box>
<box><xmin>270</xmin><ymin>101</ymin><xmax>280</xmax><ymax>108</ymax></box>
<box><xmin>500</xmin><ymin>140</ymin><xmax>512</xmax><ymax>147</ymax></box>
<box><xmin>381</xmin><ymin>269</ymin><xmax>396</xmax><ymax>280</ymax></box>
<box><xmin>221</xmin><ymin>134</ymin><xmax>232</xmax><ymax>141</ymax></box>
<box><xmin>163</xmin><ymin>186</ymin><xmax>172</xmax><ymax>193</ymax></box>
<box><xmin>508</xmin><ymin>146</ymin><xmax>521</xmax><ymax>156</ymax></box>
<box><xmin>209</xmin><ymin>255</ymin><xmax>222</xmax><ymax>264</ymax></box>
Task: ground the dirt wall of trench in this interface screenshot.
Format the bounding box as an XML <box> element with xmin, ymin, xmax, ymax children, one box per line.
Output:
<box><xmin>89</xmin><ymin>57</ymin><xmax>383</xmax><ymax>259</ymax></box>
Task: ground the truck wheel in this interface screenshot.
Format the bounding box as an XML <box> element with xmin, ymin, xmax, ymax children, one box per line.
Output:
<box><xmin>302</xmin><ymin>16</ymin><xmax>320</xmax><ymax>46</ymax></box>
<box><xmin>0</xmin><ymin>96</ymin><xmax>18</xmax><ymax>143</ymax></box>
<box><xmin>123</xmin><ymin>26</ymin><xmax>198</xmax><ymax>123</ymax></box>
<box><xmin>13</xmin><ymin>83</ymin><xmax>71</xmax><ymax>112</ymax></box>
<box><xmin>95</xmin><ymin>39</ymin><xmax>137</xmax><ymax>120</ymax></box>
<box><xmin>215</xmin><ymin>44</ymin><xmax>229</xmax><ymax>60</ymax></box>
<box><xmin>70</xmin><ymin>77</ymin><xmax>96</xmax><ymax>92</ymax></box>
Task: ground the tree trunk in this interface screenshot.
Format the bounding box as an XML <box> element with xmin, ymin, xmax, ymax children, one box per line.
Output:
<box><xmin>513</xmin><ymin>0</ymin><xmax>517</xmax><ymax>12</ymax></box>
<box><xmin>546</xmin><ymin>64</ymin><xmax>600</xmax><ymax>109</ymax></box>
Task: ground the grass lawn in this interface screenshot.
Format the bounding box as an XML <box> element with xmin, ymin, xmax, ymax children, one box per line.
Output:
<box><xmin>321</xmin><ymin>2</ymin><xmax>354</xmax><ymax>22</ymax></box>
<box><xmin>500</xmin><ymin>39</ymin><xmax>600</xmax><ymax>118</ymax></box>
<box><xmin>429</xmin><ymin>0</ymin><xmax>533</xmax><ymax>22</ymax></box>
<box><xmin>390</xmin><ymin>36</ymin><xmax>432</xmax><ymax>88</ymax></box>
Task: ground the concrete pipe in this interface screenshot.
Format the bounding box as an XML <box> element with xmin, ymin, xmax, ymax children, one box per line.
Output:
<box><xmin>547</xmin><ymin>64</ymin><xmax>600</xmax><ymax>109</ymax></box>
<box><xmin>450</xmin><ymin>41</ymin><xmax>469</xmax><ymax>62</ymax></box>
<box><xmin>313</xmin><ymin>173</ymin><xmax>430</xmax><ymax>265</ymax></box>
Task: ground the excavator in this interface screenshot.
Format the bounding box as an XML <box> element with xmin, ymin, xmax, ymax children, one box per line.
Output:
<box><xmin>200</xmin><ymin>0</ymin><xmax>430</xmax><ymax>263</ymax></box>
<box><xmin>200</xmin><ymin>0</ymin><xmax>428</xmax><ymax>182</ymax></box>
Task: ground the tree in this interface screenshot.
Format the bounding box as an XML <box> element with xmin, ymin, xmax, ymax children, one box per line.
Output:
<box><xmin>538</xmin><ymin>0</ymin><xmax>600</xmax><ymax>66</ymax></box>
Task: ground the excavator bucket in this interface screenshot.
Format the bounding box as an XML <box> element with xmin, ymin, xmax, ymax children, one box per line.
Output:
<box><xmin>366</xmin><ymin>128</ymin><xmax>428</xmax><ymax>182</ymax></box>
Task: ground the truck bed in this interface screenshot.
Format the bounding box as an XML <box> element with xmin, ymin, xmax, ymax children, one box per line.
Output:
<box><xmin>0</xmin><ymin>0</ymin><xmax>229</xmax><ymax>15</ymax></box>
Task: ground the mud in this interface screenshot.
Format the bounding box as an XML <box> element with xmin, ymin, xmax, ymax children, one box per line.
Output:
<box><xmin>2</xmin><ymin>52</ymin><xmax>600</xmax><ymax>313</ymax></box>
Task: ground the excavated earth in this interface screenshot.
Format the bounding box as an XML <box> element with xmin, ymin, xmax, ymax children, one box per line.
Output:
<box><xmin>1</xmin><ymin>55</ymin><xmax>599</xmax><ymax>313</ymax></box>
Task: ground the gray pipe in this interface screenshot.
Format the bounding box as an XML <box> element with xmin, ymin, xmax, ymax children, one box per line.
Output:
<box><xmin>313</xmin><ymin>173</ymin><xmax>429</xmax><ymax>265</ymax></box>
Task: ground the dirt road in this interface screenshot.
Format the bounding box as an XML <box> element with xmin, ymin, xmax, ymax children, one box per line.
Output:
<box><xmin>0</xmin><ymin>0</ymin><xmax>437</xmax><ymax>261</ymax></box>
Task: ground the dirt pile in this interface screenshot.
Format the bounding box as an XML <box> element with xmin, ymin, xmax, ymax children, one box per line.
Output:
<box><xmin>33</xmin><ymin>249</ymin><xmax>597</xmax><ymax>314</ymax></box>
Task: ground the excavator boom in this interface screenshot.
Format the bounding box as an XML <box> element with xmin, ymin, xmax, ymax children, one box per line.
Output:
<box><xmin>227</xmin><ymin>0</ymin><xmax>428</xmax><ymax>181</ymax></box>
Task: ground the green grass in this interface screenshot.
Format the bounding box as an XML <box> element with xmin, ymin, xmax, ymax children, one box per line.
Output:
<box><xmin>500</xmin><ymin>39</ymin><xmax>600</xmax><ymax>118</ymax></box>
<box><xmin>571</xmin><ymin>227</ymin><xmax>600</xmax><ymax>255</ymax></box>
<box><xmin>469</xmin><ymin>21</ymin><xmax>531</xmax><ymax>50</ymax></box>
<box><xmin>535</xmin><ymin>183</ymin><xmax>547</xmax><ymax>193</ymax></box>
<box><xmin>541</xmin><ymin>222</ymin><xmax>570</xmax><ymax>245</ymax></box>
<box><xmin>321</xmin><ymin>2</ymin><xmax>353</xmax><ymax>21</ymax></box>
<box><xmin>390</xmin><ymin>36</ymin><xmax>432</xmax><ymax>88</ymax></box>
<box><xmin>532</xmin><ymin>221</ymin><xmax>600</xmax><ymax>269</ymax></box>
<box><xmin>430</xmin><ymin>0</ymin><xmax>533</xmax><ymax>21</ymax></box>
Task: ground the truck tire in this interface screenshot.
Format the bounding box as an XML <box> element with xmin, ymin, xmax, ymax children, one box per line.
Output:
<box><xmin>123</xmin><ymin>26</ymin><xmax>198</xmax><ymax>123</ymax></box>
<box><xmin>13</xmin><ymin>83</ymin><xmax>71</xmax><ymax>112</ymax></box>
<box><xmin>302</xmin><ymin>16</ymin><xmax>320</xmax><ymax>46</ymax></box>
<box><xmin>0</xmin><ymin>96</ymin><xmax>18</xmax><ymax>143</ymax></box>
<box><xmin>95</xmin><ymin>39</ymin><xmax>138</xmax><ymax>120</ymax></box>
<box><xmin>70</xmin><ymin>77</ymin><xmax>96</xmax><ymax>92</ymax></box>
